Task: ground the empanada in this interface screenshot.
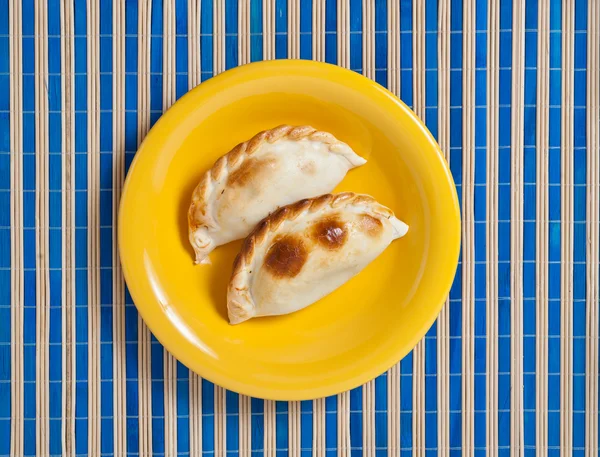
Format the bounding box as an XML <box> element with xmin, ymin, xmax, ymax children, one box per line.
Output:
<box><xmin>227</xmin><ymin>193</ymin><xmax>409</xmax><ymax>324</ymax></box>
<box><xmin>188</xmin><ymin>125</ymin><xmax>366</xmax><ymax>264</ymax></box>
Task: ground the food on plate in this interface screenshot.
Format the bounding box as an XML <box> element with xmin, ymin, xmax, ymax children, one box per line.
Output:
<box><xmin>188</xmin><ymin>125</ymin><xmax>366</xmax><ymax>264</ymax></box>
<box><xmin>226</xmin><ymin>192</ymin><xmax>408</xmax><ymax>324</ymax></box>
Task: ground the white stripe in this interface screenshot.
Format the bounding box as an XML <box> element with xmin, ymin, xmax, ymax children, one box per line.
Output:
<box><xmin>212</xmin><ymin>5</ymin><xmax>227</xmax><ymax>451</ymax></box>
<box><xmin>412</xmin><ymin>0</ymin><xmax>426</xmax><ymax>454</ymax></box>
<box><xmin>362</xmin><ymin>5</ymin><xmax>376</xmax><ymax>454</ymax></box>
<box><xmin>312</xmin><ymin>2</ymin><xmax>327</xmax><ymax>450</ymax></box>
<box><xmin>215</xmin><ymin>386</ymin><xmax>227</xmax><ymax>455</ymax></box>
<box><xmin>387</xmin><ymin>0</ymin><xmax>400</xmax><ymax>96</ymax></box>
<box><xmin>288</xmin><ymin>0</ymin><xmax>300</xmax><ymax>58</ymax></box>
<box><xmin>189</xmin><ymin>0</ymin><xmax>201</xmax><ymax>87</ymax></box>
<box><xmin>486</xmin><ymin>0</ymin><xmax>499</xmax><ymax>454</ymax></box>
<box><xmin>312</xmin><ymin>0</ymin><xmax>325</xmax><ymax>61</ymax></box>
<box><xmin>387</xmin><ymin>3</ymin><xmax>401</xmax><ymax>455</ymax></box>
<box><xmin>265</xmin><ymin>400</ymin><xmax>277</xmax><ymax>457</ymax></box>
<box><xmin>560</xmin><ymin>1</ymin><xmax>574</xmax><ymax>454</ymax></box>
<box><xmin>264</xmin><ymin>0</ymin><xmax>275</xmax><ymax>60</ymax></box>
<box><xmin>214</xmin><ymin>0</ymin><xmax>225</xmax><ymax>73</ymax></box>
<box><xmin>61</xmin><ymin>0</ymin><xmax>77</xmax><ymax>454</ymax></box>
<box><xmin>112</xmin><ymin>0</ymin><xmax>127</xmax><ymax>453</ymax></box>
<box><xmin>138</xmin><ymin>0</ymin><xmax>153</xmax><ymax>454</ymax></box>
<box><xmin>585</xmin><ymin>1</ymin><xmax>600</xmax><ymax>455</ymax></box>
<box><xmin>239</xmin><ymin>0</ymin><xmax>251</xmax><ymax>64</ymax></box>
<box><xmin>189</xmin><ymin>375</ymin><xmax>203</xmax><ymax>456</ymax></box>
<box><xmin>314</xmin><ymin>397</ymin><xmax>326</xmax><ymax>457</ymax></box>
<box><xmin>511</xmin><ymin>2</ymin><xmax>525</xmax><ymax>457</ymax></box>
<box><xmin>363</xmin><ymin>381</ymin><xmax>375</xmax><ymax>457</ymax></box>
<box><xmin>387</xmin><ymin>365</ymin><xmax>400</xmax><ymax>457</ymax></box>
<box><xmin>290</xmin><ymin>401</ymin><xmax>302</xmax><ymax>457</ymax></box>
<box><xmin>240</xmin><ymin>395</ymin><xmax>252</xmax><ymax>457</ymax></box>
<box><xmin>35</xmin><ymin>0</ymin><xmax>50</xmax><ymax>454</ymax></box>
<box><xmin>9</xmin><ymin>0</ymin><xmax>24</xmax><ymax>454</ymax></box>
<box><xmin>338</xmin><ymin>392</ymin><xmax>350</xmax><ymax>457</ymax></box>
<box><xmin>163</xmin><ymin>1</ymin><xmax>179</xmax><ymax>455</ymax></box>
<box><xmin>437</xmin><ymin>0</ymin><xmax>451</xmax><ymax>455</ymax></box>
<box><xmin>462</xmin><ymin>0</ymin><xmax>476</xmax><ymax>453</ymax></box>
<box><xmin>187</xmin><ymin>2</ymin><xmax>203</xmax><ymax>455</ymax></box>
<box><xmin>336</xmin><ymin>6</ymin><xmax>351</xmax><ymax>454</ymax></box>
<box><xmin>536</xmin><ymin>0</ymin><xmax>550</xmax><ymax>454</ymax></box>
<box><xmin>87</xmin><ymin>0</ymin><xmax>102</xmax><ymax>452</ymax></box>
<box><xmin>362</xmin><ymin>0</ymin><xmax>374</xmax><ymax>79</ymax></box>
<box><xmin>337</xmin><ymin>0</ymin><xmax>349</xmax><ymax>69</ymax></box>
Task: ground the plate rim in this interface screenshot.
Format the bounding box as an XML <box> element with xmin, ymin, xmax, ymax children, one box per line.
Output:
<box><xmin>118</xmin><ymin>59</ymin><xmax>461</xmax><ymax>400</ymax></box>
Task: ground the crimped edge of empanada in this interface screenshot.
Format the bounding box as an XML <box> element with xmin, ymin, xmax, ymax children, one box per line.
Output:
<box><xmin>226</xmin><ymin>192</ymin><xmax>408</xmax><ymax>324</ymax></box>
<box><xmin>188</xmin><ymin>125</ymin><xmax>367</xmax><ymax>264</ymax></box>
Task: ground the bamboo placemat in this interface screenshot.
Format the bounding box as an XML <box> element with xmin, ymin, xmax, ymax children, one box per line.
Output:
<box><xmin>1</xmin><ymin>0</ymin><xmax>599</xmax><ymax>455</ymax></box>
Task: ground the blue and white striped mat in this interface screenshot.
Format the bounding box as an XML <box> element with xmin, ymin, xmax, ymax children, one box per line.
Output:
<box><xmin>1</xmin><ymin>0</ymin><xmax>599</xmax><ymax>455</ymax></box>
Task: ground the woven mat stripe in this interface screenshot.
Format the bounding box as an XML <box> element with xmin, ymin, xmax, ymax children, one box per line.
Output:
<box><xmin>572</xmin><ymin>0</ymin><xmax>589</xmax><ymax>453</ymax></box>
<box><xmin>8</xmin><ymin>0</ymin><xmax>23</xmax><ymax>455</ymax></box>
<box><xmin>585</xmin><ymin>0</ymin><xmax>600</xmax><ymax>454</ymax></box>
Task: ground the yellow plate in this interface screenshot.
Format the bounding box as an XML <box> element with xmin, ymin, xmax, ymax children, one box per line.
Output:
<box><xmin>119</xmin><ymin>60</ymin><xmax>460</xmax><ymax>400</ymax></box>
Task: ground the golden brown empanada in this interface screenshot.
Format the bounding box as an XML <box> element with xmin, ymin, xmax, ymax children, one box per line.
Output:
<box><xmin>227</xmin><ymin>192</ymin><xmax>409</xmax><ymax>324</ymax></box>
<box><xmin>188</xmin><ymin>125</ymin><xmax>366</xmax><ymax>264</ymax></box>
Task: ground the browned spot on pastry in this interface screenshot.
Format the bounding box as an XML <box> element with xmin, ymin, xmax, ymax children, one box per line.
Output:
<box><xmin>264</xmin><ymin>235</ymin><xmax>308</xmax><ymax>278</ymax></box>
<box><xmin>227</xmin><ymin>158</ymin><xmax>276</xmax><ymax>186</ymax></box>
<box><xmin>310</xmin><ymin>215</ymin><xmax>347</xmax><ymax>250</ymax></box>
<box><xmin>358</xmin><ymin>213</ymin><xmax>383</xmax><ymax>237</ymax></box>
<box><xmin>227</xmin><ymin>157</ymin><xmax>276</xmax><ymax>187</ymax></box>
<box><xmin>300</xmin><ymin>160</ymin><xmax>316</xmax><ymax>175</ymax></box>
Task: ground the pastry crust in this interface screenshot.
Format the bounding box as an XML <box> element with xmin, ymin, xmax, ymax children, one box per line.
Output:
<box><xmin>227</xmin><ymin>192</ymin><xmax>407</xmax><ymax>324</ymax></box>
<box><xmin>188</xmin><ymin>125</ymin><xmax>366</xmax><ymax>264</ymax></box>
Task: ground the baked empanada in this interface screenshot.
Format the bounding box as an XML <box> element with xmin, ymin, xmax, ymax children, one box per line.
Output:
<box><xmin>227</xmin><ymin>192</ymin><xmax>409</xmax><ymax>324</ymax></box>
<box><xmin>188</xmin><ymin>125</ymin><xmax>366</xmax><ymax>264</ymax></box>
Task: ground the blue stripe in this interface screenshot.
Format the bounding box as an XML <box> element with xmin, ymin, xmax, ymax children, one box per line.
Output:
<box><xmin>176</xmin><ymin>0</ymin><xmax>190</xmax><ymax>97</ymax></box>
<box><xmin>73</xmin><ymin>0</ymin><xmax>89</xmax><ymax>453</ymax></box>
<box><xmin>177</xmin><ymin>363</ymin><xmax>190</xmax><ymax>456</ymax></box>
<box><xmin>324</xmin><ymin>0</ymin><xmax>336</xmax><ymax>64</ymax></box>
<box><xmin>374</xmin><ymin>3</ymin><xmax>389</xmax><ymax>451</ymax></box>
<box><xmin>202</xmin><ymin>380</ymin><xmax>215</xmax><ymax>455</ymax></box>
<box><xmin>497</xmin><ymin>1</ymin><xmax>512</xmax><ymax>454</ymax></box>
<box><xmin>374</xmin><ymin>375</ymin><xmax>387</xmax><ymax>457</ymax></box>
<box><xmin>225</xmin><ymin>0</ymin><xmax>238</xmax><ymax>69</ymax></box>
<box><xmin>400</xmin><ymin>2</ymin><xmax>414</xmax><ymax>456</ymax></box>
<box><xmin>0</xmin><ymin>0</ymin><xmax>10</xmax><ymax>452</ymax></box>
<box><xmin>523</xmin><ymin>0</ymin><xmax>538</xmax><ymax>454</ymax></box>
<box><xmin>250</xmin><ymin>0</ymin><xmax>263</xmax><ymax>61</ymax></box>
<box><xmin>174</xmin><ymin>1</ymin><xmax>191</xmax><ymax>455</ymax></box>
<box><xmin>299</xmin><ymin>0</ymin><xmax>312</xmax><ymax>59</ymax></box>
<box><xmin>350</xmin><ymin>387</ymin><xmax>362</xmax><ymax>457</ymax></box>
<box><xmin>201</xmin><ymin>0</ymin><xmax>214</xmax><ymax>78</ymax></box>
<box><xmin>124</xmin><ymin>0</ymin><xmax>140</xmax><ymax>455</ymax></box>
<box><xmin>325</xmin><ymin>396</ymin><xmax>337</xmax><ymax>457</ymax></box>
<box><xmin>572</xmin><ymin>0</ymin><xmax>587</xmax><ymax>451</ymax></box>
<box><xmin>99</xmin><ymin>0</ymin><xmax>115</xmax><ymax>455</ymax></box>
<box><xmin>447</xmin><ymin>0</ymin><xmax>462</xmax><ymax>453</ymax></box>
<box><xmin>300</xmin><ymin>400</ymin><xmax>313</xmax><ymax>455</ymax></box>
<box><xmin>473</xmin><ymin>0</ymin><xmax>487</xmax><ymax>453</ymax></box>
<box><xmin>423</xmin><ymin>0</ymin><xmax>439</xmax><ymax>455</ymax></box>
<box><xmin>226</xmin><ymin>391</ymin><xmax>240</xmax><ymax>456</ymax></box>
<box><xmin>275</xmin><ymin>0</ymin><xmax>287</xmax><ymax>58</ymax></box>
<box><xmin>48</xmin><ymin>0</ymin><xmax>64</xmax><ymax>454</ymax></box>
<box><xmin>276</xmin><ymin>401</ymin><xmax>288</xmax><ymax>457</ymax></box>
<box><xmin>251</xmin><ymin>397</ymin><xmax>264</xmax><ymax>457</ymax></box>
<box><xmin>149</xmin><ymin>1</ymin><xmax>166</xmax><ymax>454</ymax></box>
<box><xmin>374</xmin><ymin>0</ymin><xmax>387</xmax><ymax>86</ymax></box>
<box><xmin>547</xmin><ymin>0</ymin><xmax>561</xmax><ymax>453</ymax></box>
<box><xmin>23</xmin><ymin>0</ymin><xmax>37</xmax><ymax>451</ymax></box>
<box><xmin>349</xmin><ymin>0</ymin><xmax>362</xmax><ymax>73</ymax></box>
